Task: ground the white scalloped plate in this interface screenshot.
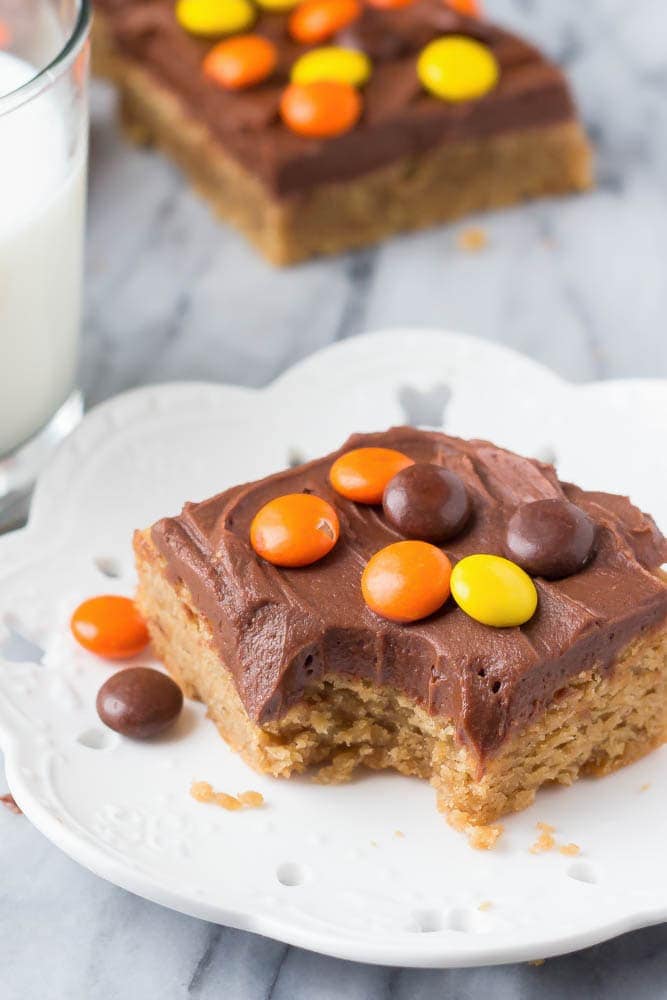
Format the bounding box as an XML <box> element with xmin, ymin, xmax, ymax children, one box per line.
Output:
<box><xmin>1</xmin><ymin>330</ymin><xmax>666</xmax><ymax>968</ymax></box>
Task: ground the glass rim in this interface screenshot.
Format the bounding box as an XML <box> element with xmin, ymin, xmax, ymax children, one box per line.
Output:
<box><xmin>0</xmin><ymin>0</ymin><xmax>91</xmax><ymax>116</ymax></box>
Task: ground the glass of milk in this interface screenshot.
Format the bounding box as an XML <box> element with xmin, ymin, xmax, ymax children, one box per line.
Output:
<box><xmin>0</xmin><ymin>0</ymin><xmax>89</xmax><ymax>525</ymax></box>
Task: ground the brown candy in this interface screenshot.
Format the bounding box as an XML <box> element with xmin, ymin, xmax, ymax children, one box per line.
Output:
<box><xmin>96</xmin><ymin>667</ymin><xmax>183</xmax><ymax>739</ymax></box>
<box><xmin>505</xmin><ymin>499</ymin><xmax>596</xmax><ymax>580</ymax></box>
<box><xmin>382</xmin><ymin>463</ymin><xmax>471</xmax><ymax>543</ymax></box>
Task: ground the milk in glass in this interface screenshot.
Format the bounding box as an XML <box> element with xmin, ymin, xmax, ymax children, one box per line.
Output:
<box><xmin>0</xmin><ymin>52</ymin><xmax>86</xmax><ymax>456</ymax></box>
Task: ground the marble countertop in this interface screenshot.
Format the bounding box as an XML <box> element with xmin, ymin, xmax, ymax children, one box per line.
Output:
<box><xmin>3</xmin><ymin>0</ymin><xmax>667</xmax><ymax>996</ymax></box>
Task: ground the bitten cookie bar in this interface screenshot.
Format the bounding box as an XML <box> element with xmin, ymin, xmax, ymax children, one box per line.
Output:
<box><xmin>93</xmin><ymin>0</ymin><xmax>592</xmax><ymax>264</ymax></box>
<box><xmin>134</xmin><ymin>428</ymin><xmax>667</xmax><ymax>828</ymax></box>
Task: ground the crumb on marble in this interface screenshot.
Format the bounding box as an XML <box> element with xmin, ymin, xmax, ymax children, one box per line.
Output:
<box><xmin>190</xmin><ymin>781</ymin><xmax>263</xmax><ymax>811</ymax></box>
<box><xmin>394</xmin><ymin>830</ymin><xmax>405</xmax><ymax>839</ymax></box>
<box><xmin>457</xmin><ymin>226</ymin><xmax>488</xmax><ymax>252</ymax></box>
<box><xmin>370</xmin><ymin>839</ymin><xmax>379</xmax><ymax>848</ymax></box>
<box><xmin>1</xmin><ymin>793</ymin><xmax>21</xmax><ymax>815</ymax></box>
<box><xmin>640</xmin><ymin>783</ymin><xmax>651</xmax><ymax>792</ymax></box>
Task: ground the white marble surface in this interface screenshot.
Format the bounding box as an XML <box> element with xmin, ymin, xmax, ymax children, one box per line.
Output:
<box><xmin>3</xmin><ymin>0</ymin><xmax>667</xmax><ymax>995</ymax></box>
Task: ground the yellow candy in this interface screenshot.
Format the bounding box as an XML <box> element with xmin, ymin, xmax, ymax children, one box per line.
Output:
<box><xmin>417</xmin><ymin>35</ymin><xmax>499</xmax><ymax>102</ymax></box>
<box><xmin>256</xmin><ymin>0</ymin><xmax>301</xmax><ymax>8</ymax></box>
<box><xmin>291</xmin><ymin>46</ymin><xmax>372</xmax><ymax>88</ymax></box>
<box><xmin>175</xmin><ymin>0</ymin><xmax>255</xmax><ymax>37</ymax></box>
<box><xmin>450</xmin><ymin>554</ymin><xmax>537</xmax><ymax>628</ymax></box>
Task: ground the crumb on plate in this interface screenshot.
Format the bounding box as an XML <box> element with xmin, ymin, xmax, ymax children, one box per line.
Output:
<box><xmin>238</xmin><ymin>790</ymin><xmax>264</xmax><ymax>808</ymax></box>
<box><xmin>530</xmin><ymin>823</ymin><xmax>556</xmax><ymax>854</ymax></box>
<box><xmin>559</xmin><ymin>843</ymin><xmax>581</xmax><ymax>857</ymax></box>
<box><xmin>190</xmin><ymin>781</ymin><xmax>263</xmax><ymax>811</ymax></box>
<box><xmin>216</xmin><ymin>792</ymin><xmax>243</xmax><ymax>811</ymax></box>
<box><xmin>467</xmin><ymin>823</ymin><xmax>503</xmax><ymax>851</ymax></box>
<box><xmin>478</xmin><ymin>900</ymin><xmax>493</xmax><ymax>912</ymax></box>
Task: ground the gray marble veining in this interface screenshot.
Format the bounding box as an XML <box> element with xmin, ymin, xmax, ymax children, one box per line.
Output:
<box><xmin>3</xmin><ymin>0</ymin><xmax>667</xmax><ymax>996</ymax></box>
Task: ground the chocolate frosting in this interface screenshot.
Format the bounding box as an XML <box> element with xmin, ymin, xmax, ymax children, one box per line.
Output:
<box><xmin>95</xmin><ymin>0</ymin><xmax>579</xmax><ymax>196</ymax></box>
<box><xmin>150</xmin><ymin>428</ymin><xmax>667</xmax><ymax>764</ymax></box>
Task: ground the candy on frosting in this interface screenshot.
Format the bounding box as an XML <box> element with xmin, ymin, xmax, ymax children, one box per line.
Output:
<box><xmin>203</xmin><ymin>34</ymin><xmax>277</xmax><ymax>90</ymax></box>
<box><xmin>255</xmin><ymin>0</ymin><xmax>301</xmax><ymax>9</ymax></box>
<box><xmin>445</xmin><ymin>0</ymin><xmax>482</xmax><ymax>15</ymax></box>
<box><xmin>383</xmin><ymin>463</ymin><xmax>471</xmax><ymax>543</ymax></box>
<box><xmin>250</xmin><ymin>492</ymin><xmax>340</xmax><ymax>566</ymax></box>
<box><xmin>366</xmin><ymin>0</ymin><xmax>416</xmax><ymax>8</ymax></box>
<box><xmin>417</xmin><ymin>35</ymin><xmax>499</xmax><ymax>101</ymax></box>
<box><xmin>280</xmin><ymin>80</ymin><xmax>362</xmax><ymax>137</ymax></box>
<box><xmin>289</xmin><ymin>0</ymin><xmax>361</xmax><ymax>45</ymax></box>
<box><xmin>505</xmin><ymin>498</ymin><xmax>596</xmax><ymax>580</ymax></box>
<box><xmin>450</xmin><ymin>554</ymin><xmax>538</xmax><ymax>627</ymax></box>
<box><xmin>175</xmin><ymin>0</ymin><xmax>256</xmax><ymax>37</ymax></box>
<box><xmin>362</xmin><ymin>540</ymin><xmax>452</xmax><ymax>623</ymax></box>
<box><xmin>330</xmin><ymin>447</ymin><xmax>414</xmax><ymax>503</ymax></box>
<box><xmin>291</xmin><ymin>46</ymin><xmax>372</xmax><ymax>88</ymax></box>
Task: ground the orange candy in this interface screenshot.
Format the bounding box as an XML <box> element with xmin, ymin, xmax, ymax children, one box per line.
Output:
<box><xmin>71</xmin><ymin>596</ymin><xmax>150</xmax><ymax>659</ymax></box>
<box><xmin>445</xmin><ymin>0</ymin><xmax>481</xmax><ymax>15</ymax></box>
<box><xmin>366</xmin><ymin>0</ymin><xmax>414</xmax><ymax>8</ymax></box>
<box><xmin>289</xmin><ymin>0</ymin><xmax>360</xmax><ymax>45</ymax></box>
<box><xmin>329</xmin><ymin>447</ymin><xmax>414</xmax><ymax>504</ymax></box>
<box><xmin>250</xmin><ymin>493</ymin><xmax>340</xmax><ymax>567</ymax></box>
<box><xmin>203</xmin><ymin>34</ymin><xmax>277</xmax><ymax>91</ymax></box>
<box><xmin>362</xmin><ymin>541</ymin><xmax>452</xmax><ymax>623</ymax></box>
<box><xmin>280</xmin><ymin>80</ymin><xmax>361</xmax><ymax>138</ymax></box>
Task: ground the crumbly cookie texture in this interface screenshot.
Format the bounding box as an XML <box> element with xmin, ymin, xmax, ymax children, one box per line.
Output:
<box><xmin>135</xmin><ymin>530</ymin><xmax>667</xmax><ymax>828</ymax></box>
